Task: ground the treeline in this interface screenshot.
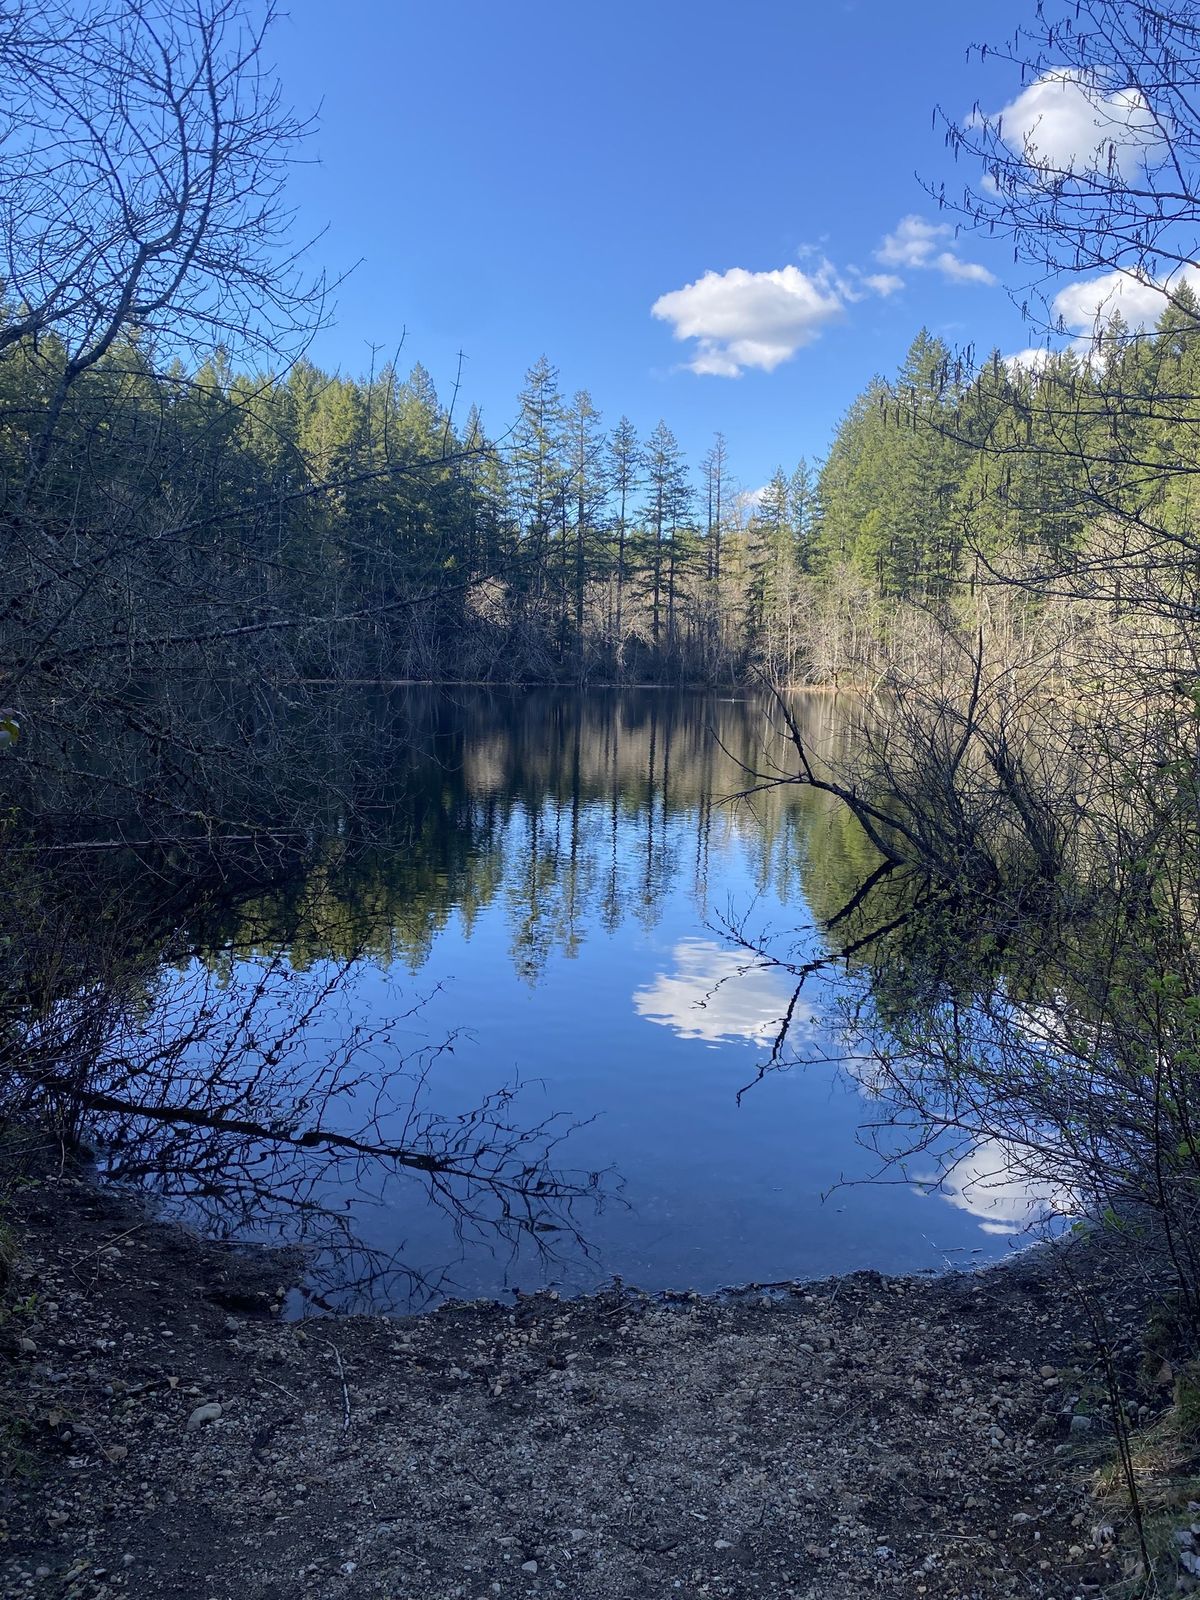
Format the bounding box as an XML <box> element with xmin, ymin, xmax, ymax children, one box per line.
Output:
<box><xmin>8</xmin><ymin>291</ymin><xmax>1198</xmax><ymax>691</ymax></box>
<box><xmin>1</xmin><ymin>327</ymin><xmax>818</xmax><ymax>684</ymax></box>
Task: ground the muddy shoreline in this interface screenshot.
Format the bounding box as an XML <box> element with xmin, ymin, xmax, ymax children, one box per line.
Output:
<box><xmin>0</xmin><ymin>1167</ymin><xmax>1176</xmax><ymax>1599</ymax></box>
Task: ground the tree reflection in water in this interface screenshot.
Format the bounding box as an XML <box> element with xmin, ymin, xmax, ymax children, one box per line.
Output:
<box><xmin>4</xmin><ymin>687</ymin><xmax>1044</xmax><ymax>1307</ymax></box>
<box><xmin>12</xmin><ymin>943</ymin><xmax>608</xmax><ymax>1309</ymax></box>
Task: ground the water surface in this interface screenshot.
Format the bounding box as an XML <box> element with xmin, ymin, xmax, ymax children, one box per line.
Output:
<box><xmin>128</xmin><ymin>689</ymin><xmax>1048</xmax><ymax>1308</ymax></box>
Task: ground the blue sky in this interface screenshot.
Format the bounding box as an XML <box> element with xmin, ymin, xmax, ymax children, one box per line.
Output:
<box><xmin>265</xmin><ymin>1</ymin><xmax>1064</xmax><ymax>491</ymax></box>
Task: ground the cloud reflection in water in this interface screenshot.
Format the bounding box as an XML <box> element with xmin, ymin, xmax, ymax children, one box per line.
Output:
<box><xmin>916</xmin><ymin>1137</ymin><xmax>1074</xmax><ymax>1236</ymax></box>
<box><xmin>636</xmin><ymin>940</ymin><xmax>1074</xmax><ymax>1245</ymax></box>
<box><xmin>633</xmin><ymin>937</ymin><xmax>814</xmax><ymax>1045</ymax></box>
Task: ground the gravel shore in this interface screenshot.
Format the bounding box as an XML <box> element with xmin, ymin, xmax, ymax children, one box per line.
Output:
<box><xmin>0</xmin><ymin>1170</ymin><xmax>1168</xmax><ymax>1599</ymax></box>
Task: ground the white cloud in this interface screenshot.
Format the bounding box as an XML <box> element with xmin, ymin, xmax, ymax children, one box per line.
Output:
<box><xmin>877</xmin><ymin>215</ymin><xmax>945</xmax><ymax>269</ymax></box>
<box><xmin>651</xmin><ymin>265</ymin><xmax>844</xmax><ymax>377</ymax></box>
<box><xmin>1003</xmin><ymin>346</ymin><xmax>1054</xmax><ymax>375</ymax></box>
<box><xmin>633</xmin><ymin>937</ymin><xmax>812</xmax><ymax>1045</ymax></box>
<box><xmin>1052</xmin><ymin>265</ymin><xmax>1200</xmax><ymax>338</ymax></box>
<box><xmin>859</xmin><ymin>271</ymin><xmax>905</xmax><ymax>297</ymax></box>
<box><xmin>977</xmin><ymin>68</ymin><xmax>1166</xmax><ymax>178</ymax></box>
<box><xmin>934</xmin><ymin>252</ymin><xmax>996</xmax><ymax>286</ymax></box>
<box><xmin>1001</xmin><ymin>267</ymin><xmax>1200</xmax><ymax>368</ymax></box>
<box><xmin>877</xmin><ymin>215</ymin><xmax>996</xmax><ymax>286</ymax></box>
<box><xmin>652</xmin><ymin>230</ymin><xmax>990</xmax><ymax>378</ymax></box>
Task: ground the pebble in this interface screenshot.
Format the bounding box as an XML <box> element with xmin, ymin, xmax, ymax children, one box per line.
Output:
<box><xmin>520</xmin><ymin>1559</ymin><xmax>538</xmax><ymax>1574</ymax></box>
<box><xmin>185</xmin><ymin>1402</ymin><xmax>223</xmax><ymax>1432</ymax></box>
<box><xmin>1069</xmin><ymin>1415</ymin><xmax>1094</xmax><ymax>1435</ymax></box>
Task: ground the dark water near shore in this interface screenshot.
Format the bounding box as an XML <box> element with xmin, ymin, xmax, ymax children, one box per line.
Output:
<box><xmin>133</xmin><ymin>689</ymin><xmax>1055</xmax><ymax>1310</ymax></box>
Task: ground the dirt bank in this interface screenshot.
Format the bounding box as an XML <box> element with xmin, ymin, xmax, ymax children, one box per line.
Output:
<box><xmin>0</xmin><ymin>1168</ymin><xmax>1174</xmax><ymax>1599</ymax></box>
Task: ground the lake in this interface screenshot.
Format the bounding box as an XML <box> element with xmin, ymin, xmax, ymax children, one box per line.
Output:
<box><xmin>110</xmin><ymin>688</ymin><xmax>1053</xmax><ymax>1310</ymax></box>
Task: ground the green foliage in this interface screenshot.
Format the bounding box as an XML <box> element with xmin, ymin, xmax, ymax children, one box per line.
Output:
<box><xmin>812</xmin><ymin>333</ymin><xmax>969</xmax><ymax>597</ymax></box>
<box><xmin>10</xmin><ymin>266</ymin><xmax>1200</xmax><ymax>696</ymax></box>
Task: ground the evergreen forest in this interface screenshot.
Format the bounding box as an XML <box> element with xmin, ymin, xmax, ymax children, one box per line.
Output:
<box><xmin>13</xmin><ymin>303</ymin><xmax>1198</xmax><ymax>692</ymax></box>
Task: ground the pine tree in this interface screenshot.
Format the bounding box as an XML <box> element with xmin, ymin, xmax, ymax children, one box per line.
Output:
<box><xmin>701</xmin><ymin>432</ymin><xmax>731</xmax><ymax>583</ymax></box>
<box><xmin>746</xmin><ymin>467</ymin><xmax>798</xmax><ymax>673</ymax></box>
<box><xmin>509</xmin><ymin>357</ymin><xmax>567</xmax><ymax>616</ymax></box>
<box><xmin>641</xmin><ymin>421</ymin><xmax>690</xmax><ymax>655</ymax></box>
<box><xmin>564</xmin><ymin>389</ymin><xmax>607</xmax><ymax>646</ymax></box>
<box><xmin>789</xmin><ymin>457</ymin><xmax>818</xmax><ymax>572</ymax></box>
<box><xmin>607</xmin><ymin>417</ymin><xmax>640</xmax><ymax>652</ymax></box>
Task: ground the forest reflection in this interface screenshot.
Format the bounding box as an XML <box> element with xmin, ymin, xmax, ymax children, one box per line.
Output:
<box><xmin>5</xmin><ymin>688</ymin><xmax>1053</xmax><ymax>1308</ymax></box>
<box><xmin>202</xmin><ymin>687</ymin><xmax>876</xmax><ymax>980</ymax></box>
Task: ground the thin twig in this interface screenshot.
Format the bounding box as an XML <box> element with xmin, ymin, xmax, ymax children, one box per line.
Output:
<box><xmin>326</xmin><ymin>1340</ymin><xmax>351</xmax><ymax>1433</ymax></box>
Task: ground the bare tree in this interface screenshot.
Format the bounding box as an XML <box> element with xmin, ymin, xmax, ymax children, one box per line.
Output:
<box><xmin>0</xmin><ymin>1</ymin><xmax>606</xmax><ymax>1291</ymax></box>
<box><xmin>723</xmin><ymin>25</ymin><xmax>1200</xmax><ymax>1527</ymax></box>
<box><xmin>942</xmin><ymin>2</ymin><xmax>1200</xmax><ymax>333</ymax></box>
<box><xmin>0</xmin><ymin>0</ymin><xmax>324</xmax><ymax>484</ymax></box>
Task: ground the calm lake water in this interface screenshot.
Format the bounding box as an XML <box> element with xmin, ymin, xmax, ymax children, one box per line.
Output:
<box><xmin>133</xmin><ymin>689</ymin><xmax>1052</xmax><ymax>1310</ymax></box>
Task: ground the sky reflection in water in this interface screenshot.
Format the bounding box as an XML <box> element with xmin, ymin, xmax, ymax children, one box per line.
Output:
<box><xmin>171</xmin><ymin>690</ymin><xmax>1059</xmax><ymax>1307</ymax></box>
